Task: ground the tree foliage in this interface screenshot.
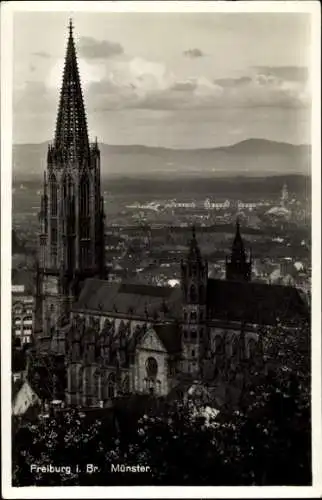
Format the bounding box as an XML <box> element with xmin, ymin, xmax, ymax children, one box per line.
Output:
<box><xmin>12</xmin><ymin>321</ymin><xmax>311</xmax><ymax>486</ymax></box>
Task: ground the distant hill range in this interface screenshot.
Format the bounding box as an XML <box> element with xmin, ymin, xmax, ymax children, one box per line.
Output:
<box><xmin>12</xmin><ymin>138</ymin><xmax>311</xmax><ymax>180</ymax></box>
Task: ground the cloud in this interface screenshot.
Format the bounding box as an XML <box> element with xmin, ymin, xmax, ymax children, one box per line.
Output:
<box><xmin>47</xmin><ymin>57</ymin><xmax>106</xmax><ymax>90</ymax></box>
<box><xmin>78</xmin><ymin>36</ymin><xmax>124</xmax><ymax>59</ymax></box>
<box><xmin>85</xmin><ymin>58</ymin><xmax>309</xmax><ymax>112</ymax></box>
<box><xmin>214</xmin><ymin>76</ymin><xmax>252</xmax><ymax>88</ymax></box>
<box><xmin>171</xmin><ymin>80</ymin><xmax>198</xmax><ymax>92</ymax></box>
<box><xmin>183</xmin><ymin>48</ymin><xmax>204</xmax><ymax>58</ymax></box>
<box><xmin>33</xmin><ymin>51</ymin><xmax>51</xmax><ymax>59</ymax></box>
<box><xmin>254</xmin><ymin>66</ymin><xmax>309</xmax><ymax>83</ymax></box>
<box><xmin>13</xmin><ymin>80</ymin><xmax>56</xmax><ymax>116</ymax></box>
<box><xmin>14</xmin><ymin>56</ymin><xmax>310</xmax><ymax>121</ymax></box>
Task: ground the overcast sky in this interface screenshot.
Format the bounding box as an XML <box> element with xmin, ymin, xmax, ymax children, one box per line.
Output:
<box><xmin>13</xmin><ymin>11</ymin><xmax>312</xmax><ymax>148</ymax></box>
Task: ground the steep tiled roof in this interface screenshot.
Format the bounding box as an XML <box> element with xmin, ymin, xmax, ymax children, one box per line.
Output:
<box><xmin>73</xmin><ymin>279</ymin><xmax>181</xmax><ymax>319</ymax></box>
<box><xmin>207</xmin><ymin>279</ymin><xmax>309</xmax><ymax>326</ymax></box>
<box><xmin>154</xmin><ymin>323</ymin><xmax>181</xmax><ymax>354</ymax></box>
<box><xmin>73</xmin><ymin>276</ymin><xmax>308</xmax><ymax>328</ymax></box>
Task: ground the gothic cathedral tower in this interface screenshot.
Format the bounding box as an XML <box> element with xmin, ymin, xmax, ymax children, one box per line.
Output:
<box><xmin>34</xmin><ymin>21</ymin><xmax>106</xmax><ymax>340</ymax></box>
<box><xmin>181</xmin><ymin>227</ymin><xmax>208</xmax><ymax>375</ymax></box>
<box><xmin>225</xmin><ymin>219</ymin><xmax>252</xmax><ymax>282</ymax></box>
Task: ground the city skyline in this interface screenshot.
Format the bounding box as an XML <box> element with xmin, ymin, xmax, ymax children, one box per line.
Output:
<box><xmin>13</xmin><ymin>12</ymin><xmax>311</xmax><ymax>148</ymax></box>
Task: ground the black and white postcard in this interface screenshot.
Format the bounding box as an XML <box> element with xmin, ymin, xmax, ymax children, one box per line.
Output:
<box><xmin>1</xmin><ymin>1</ymin><xmax>321</xmax><ymax>498</ymax></box>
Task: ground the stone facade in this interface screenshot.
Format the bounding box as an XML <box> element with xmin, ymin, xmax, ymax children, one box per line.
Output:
<box><xmin>65</xmin><ymin>312</ymin><xmax>179</xmax><ymax>406</ymax></box>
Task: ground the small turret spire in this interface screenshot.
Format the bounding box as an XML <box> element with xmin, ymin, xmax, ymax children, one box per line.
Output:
<box><xmin>226</xmin><ymin>218</ymin><xmax>252</xmax><ymax>282</ymax></box>
<box><xmin>232</xmin><ymin>217</ymin><xmax>245</xmax><ymax>262</ymax></box>
<box><xmin>188</xmin><ymin>224</ymin><xmax>202</xmax><ymax>262</ymax></box>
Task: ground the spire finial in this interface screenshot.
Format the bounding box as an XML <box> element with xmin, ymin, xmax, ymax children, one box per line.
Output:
<box><xmin>69</xmin><ymin>18</ymin><xmax>73</xmax><ymax>37</ymax></box>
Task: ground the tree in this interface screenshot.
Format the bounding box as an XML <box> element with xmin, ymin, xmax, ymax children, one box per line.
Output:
<box><xmin>233</xmin><ymin>319</ymin><xmax>311</xmax><ymax>485</ymax></box>
<box><xmin>12</xmin><ymin>321</ymin><xmax>310</xmax><ymax>486</ymax></box>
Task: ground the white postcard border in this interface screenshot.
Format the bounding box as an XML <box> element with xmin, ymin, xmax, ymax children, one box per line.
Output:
<box><xmin>1</xmin><ymin>1</ymin><xmax>321</xmax><ymax>498</ymax></box>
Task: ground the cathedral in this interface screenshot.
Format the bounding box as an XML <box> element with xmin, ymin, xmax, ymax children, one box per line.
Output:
<box><xmin>31</xmin><ymin>22</ymin><xmax>308</xmax><ymax>408</ymax></box>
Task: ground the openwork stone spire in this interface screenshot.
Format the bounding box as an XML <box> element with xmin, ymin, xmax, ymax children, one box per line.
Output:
<box><xmin>54</xmin><ymin>19</ymin><xmax>89</xmax><ymax>163</ymax></box>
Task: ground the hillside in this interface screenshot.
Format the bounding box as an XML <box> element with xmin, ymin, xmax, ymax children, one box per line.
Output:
<box><xmin>12</xmin><ymin>138</ymin><xmax>311</xmax><ymax>180</ymax></box>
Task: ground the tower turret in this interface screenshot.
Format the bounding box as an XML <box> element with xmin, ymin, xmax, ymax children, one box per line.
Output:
<box><xmin>226</xmin><ymin>219</ymin><xmax>252</xmax><ymax>282</ymax></box>
<box><xmin>35</xmin><ymin>20</ymin><xmax>106</xmax><ymax>340</ymax></box>
<box><xmin>281</xmin><ymin>183</ymin><xmax>289</xmax><ymax>207</ymax></box>
<box><xmin>181</xmin><ymin>226</ymin><xmax>208</xmax><ymax>374</ymax></box>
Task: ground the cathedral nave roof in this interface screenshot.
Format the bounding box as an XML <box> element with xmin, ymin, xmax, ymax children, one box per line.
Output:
<box><xmin>73</xmin><ymin>278</ymin><xmax>182</xmax><ymax>319</ymax></box>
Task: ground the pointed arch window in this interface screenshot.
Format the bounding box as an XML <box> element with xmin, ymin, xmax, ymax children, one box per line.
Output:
<box><xmin>67</xmin><ymin>174</ymin><xmax>73</xmax><ymax>194</ymax></box>
<box><xmin>146</xmin><ymin>357</ymin><xmax>158</xmax><ymax>378</ymax></box>
<box><xmin>122</xmin><ymin>375</ymin><xmax>130</xmax><ymax>394</ymax></box>
<box><xmin>215</xmin><ymin>335</ymin><xmax>224</xmax><ymax>355</ymax></box>
<box><xmin>190</xmin><ymin>311</ymin><xmax>197</xmax><ymax>322</ymax></box>
<box><xmin>67</xmin><ymin>176</ymin><xmax>75</xmax><ymax>233</ymax></box>
<box><xmin>61</xmin><ymin>175</ymin><xmax>68</xmax><ymax>235</ymax></box>
<box><xmin>83</xmin><ymin>367</ymin><xmax>92</xmax><ymax>404</ymax></box>
<box><xmin>80</xmin><ymin>172</ymin><xmax>90</xmax><ymax>217</ymax></box>
<box><xmin>93</xmin><ymin>370</ymin><xmax>101</xmax><ymax>401</ymax></box>
<box><xmin>62</xmin><ymin>175</ymin><xmax>68</xmax><ymax>199</ymax></box>
<box><xmin>248</xmin><ymin>338</ymin><xmax>257</xmax><ymax>360</ymax></box>
<box><xmin>107</xmin><ymin>372</ymin><xmax>116</xmax><ymax>399</ymax></box>
<box><xmin>231</xmin><ymin>336</ymin><xmax>239</xmax><ymax>361</ymax></box>
<box><xmin>51</xmin><ymin>222</ymin><xmax>58</xmax><ymax>245</ymax></box>
<box><xmin>190</xmin><ymin>284</ymin><xmax>197</xmax><ymax>303</ymax></box>
<box><xmin>50</xmin><ymin>174</ymin><xmax>58</xmax><ymax>216</ymax></box>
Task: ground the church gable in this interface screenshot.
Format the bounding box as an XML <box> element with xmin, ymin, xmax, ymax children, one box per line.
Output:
<box><xmin>137</xmin><ymin>328</ymin><xmax>167</xmax><ymax>353</ymax></box>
